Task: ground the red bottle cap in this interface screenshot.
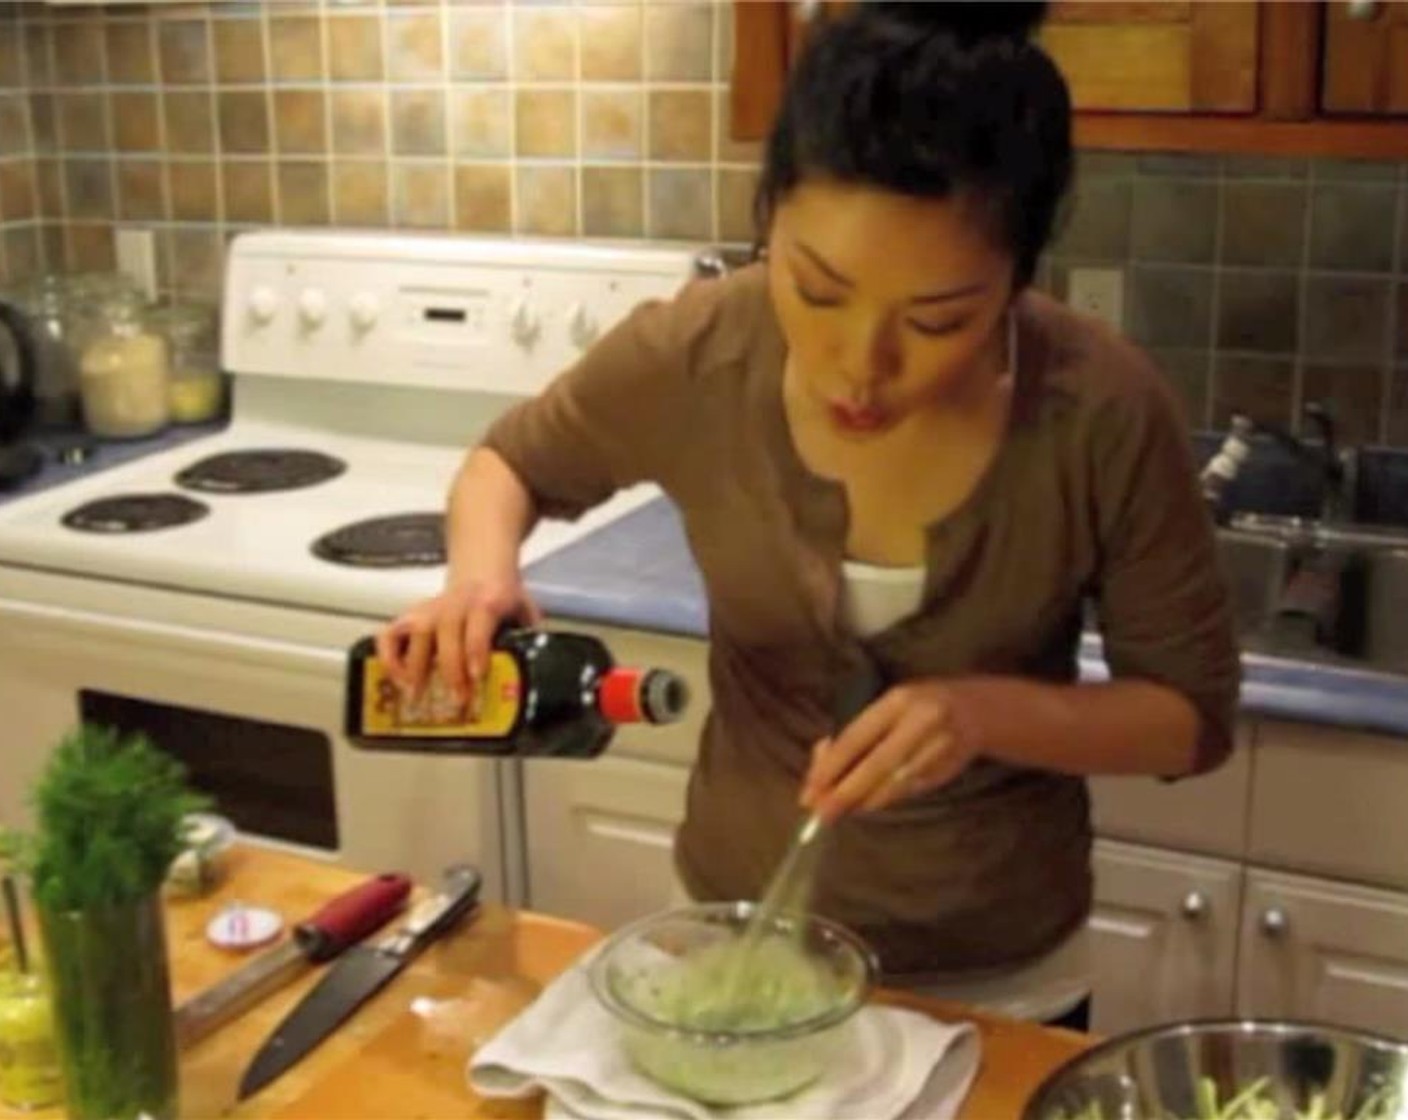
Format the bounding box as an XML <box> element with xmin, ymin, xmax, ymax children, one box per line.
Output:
<box><xmin>599</xmin><ymin>669</ymin><xmax>645</xmax><ymax>724</ymax></box>
<box><xmin>600</xmin><ymin>668</ymin><xmax>689</xmax><ymax>725</ymax></box>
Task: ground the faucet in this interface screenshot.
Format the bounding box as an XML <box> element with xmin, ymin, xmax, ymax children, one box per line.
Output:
<box><xmin>1232</xmin><ymin>403</ymin><xmax>1367</xmax><ymax>657</ymax></box>
<box><xmin>1300</xmin><ymin>402</ymin><xmax>1349</xmax><ymax>520</ymax></box>
<box><xmin>692</xmin><ymin>244</ymin><xmax>767</xmax><ymax>282</ymax></box>
<box><xmin>692</xmin><ymin>250</ymin><xmax>729</xmax><ymax>281</ymax></box>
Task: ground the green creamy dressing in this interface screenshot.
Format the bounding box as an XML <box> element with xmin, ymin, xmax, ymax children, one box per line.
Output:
<box><xmin>625</xmin><ymin>934</ymin><xmax>843</xmax><ymax>1033</ymax></box>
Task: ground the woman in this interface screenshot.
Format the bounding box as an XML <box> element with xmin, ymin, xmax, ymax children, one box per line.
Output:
<box><xmin>378</xmin><ymin>1</ymin><xmax>1239</xmax><ymax>1031</ymax></box>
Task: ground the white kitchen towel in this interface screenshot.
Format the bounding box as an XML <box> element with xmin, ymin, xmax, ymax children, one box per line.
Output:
<box><xmin>468</xmin><ymin>960</ymin><xmax>980</xmax><ymax>1120</ymax></box>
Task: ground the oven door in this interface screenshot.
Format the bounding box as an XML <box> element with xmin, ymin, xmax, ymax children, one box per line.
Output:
<box><xmin>0</xmin><ymin>575</ymin><xmax>521</xmax><ymax>903</ymax></box>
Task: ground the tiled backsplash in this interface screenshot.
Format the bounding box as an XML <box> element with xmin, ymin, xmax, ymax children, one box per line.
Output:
<box><xmin>0</xmin><ymin>0</ymin><xmax>757</xmax><ymax>294</ymax></box>
<box><xmin>0</xmin><ymin>1</ymin><xmax>1404</xmax><ymax>446</ymax></box>
<box><xmin>1043</xmin><ymin>153</ymin><xmax>1408</xmax><ymax>446</ymax></box>
<box><xmin>0</xmin><ymin>6</ymin><xmax>38</xmax><ymax>286</ymax></box>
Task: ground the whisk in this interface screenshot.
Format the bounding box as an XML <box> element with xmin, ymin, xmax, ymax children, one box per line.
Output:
<box><xmin>713</xmin><ymin>657</ymin><xmax>886</xmax><ymax>1022</ymax></box>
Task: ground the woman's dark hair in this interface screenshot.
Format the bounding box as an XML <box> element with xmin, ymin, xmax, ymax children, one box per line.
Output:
<box><xmin>756</xmin><ymin>1</ymin><xmax>1072</xmax><ymax>288</ymax></box>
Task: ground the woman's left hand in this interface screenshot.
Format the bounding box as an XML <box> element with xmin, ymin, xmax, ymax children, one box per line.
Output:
<box><xmin>800</xmin><ymin>680</ymin><xmax>981</xmax><ymax>822</ymax></box>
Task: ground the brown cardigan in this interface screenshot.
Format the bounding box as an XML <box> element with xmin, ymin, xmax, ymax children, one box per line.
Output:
<box><xmin>483</xmin><ymin>265</ymin><xmax>1240</xmax><ymax>982</ymax></box>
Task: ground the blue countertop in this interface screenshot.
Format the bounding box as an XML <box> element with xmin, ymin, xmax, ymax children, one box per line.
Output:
<box><xmin>0</xmin><ymin>422</ymin><xmax>226</xmax><ymax>504</ymax></box>
<box><xmin>527</xmin><ymin>499</ymin><xmax>707</xmax><ymax>638</ymax></box>
<box><xmin>527</xmin><ymin>498</ymin><xmax>1408</xmax><ymax>740</ymax></box>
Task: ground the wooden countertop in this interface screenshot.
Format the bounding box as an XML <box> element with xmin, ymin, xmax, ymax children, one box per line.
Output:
<box><xmin>24</xmin><ymin>846</ymin><xmax>1092</xmax><ymax>1118</ymax></box>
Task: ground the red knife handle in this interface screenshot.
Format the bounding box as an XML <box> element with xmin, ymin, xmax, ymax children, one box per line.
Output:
<box><xmin>294</xmin><ymin>873</ymin><xmax>412</xmax><ymax>962</ymax></box>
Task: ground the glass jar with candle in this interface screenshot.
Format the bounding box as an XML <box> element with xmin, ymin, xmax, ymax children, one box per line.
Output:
<box><xmin>145</xmin><ymin>302</ymin><xmax>224</xmax><ymax>426</ymax></box>
<box><xmin>15</xmin><ymin>275</ymin><xmax>82</xmax><ymax>431</ymax></box>
<box><xmin>0</xmin><ymin>970</ymin><xmax>62</xmax><ymax>1111</ymax></box>
<box><xmin>79</xmin><ymin>288</ymin><xmax>169</xmax><ymax>439</ymax></box>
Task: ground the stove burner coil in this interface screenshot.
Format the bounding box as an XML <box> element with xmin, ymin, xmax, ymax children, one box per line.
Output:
<box><xmin>176</xmin><ymin>449</ymin><xmax>346</xmax><ymax>494</ymax></box>
<box><xmin>62</xmin><ymin>493</ymin><xmax>210</xmax><ymax>533</ymax></box>
<box><xmin>311</xmin><ymin>513</ymin><xmax>446</xmax><ymax>568</ymax></box>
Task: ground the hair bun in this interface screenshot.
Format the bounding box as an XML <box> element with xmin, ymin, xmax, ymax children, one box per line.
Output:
<box><xmin>864</xmin><ymin>1</ymin><xmax>1049</xmax><ymax>43</ymax></box>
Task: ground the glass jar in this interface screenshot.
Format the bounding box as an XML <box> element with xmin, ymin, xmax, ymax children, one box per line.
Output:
<box><xmin>37</xmin><ymin>895</ymin><xmax>179</xmax><ymax>1120</ymax></box>
<box><xmin>0</xmin><ymin>970</ymin><xmax>62</xmax><ymax>1111</ymax></box>
<box><xmin>145</xmin><ymin>302</ymin><xmax>224</xmax><ymax>425</ymax></box>
<box><xmin>15</xmin><ymin>275</ymin><xmax>82</xmax><ymax>431</ymax></box>
<box><xmin>64</xmin><ymin>273</ymin><xmax>145</xmax><ymax>377</ymax></box>
<box><xmin>78</xmin><ymin>289</ymin><xmax>169</xmax><ymax>439</ymax></box>
<box><xmin>66</xmin><ymin>272</ymin><xmax>138</xmax><ymax>299</ymax></box>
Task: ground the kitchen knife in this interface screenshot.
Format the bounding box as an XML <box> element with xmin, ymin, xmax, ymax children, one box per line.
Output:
<box><xmin>237</xmin><ymin>864</ymin><xmax>483</xmax><ymax>1102</ymax></box>
<box><xmin>174</xmin><ymin>872</ymin><xmax>412</xmax><ymax>1049</ymax></box>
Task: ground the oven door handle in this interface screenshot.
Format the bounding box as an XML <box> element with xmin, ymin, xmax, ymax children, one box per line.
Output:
<box><xmin>0</xmin><ymin>597</ymin><xmax>350</xmax><ymax>677</ymax></box>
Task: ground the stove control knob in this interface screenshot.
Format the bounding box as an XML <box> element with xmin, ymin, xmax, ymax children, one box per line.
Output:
<box><xmin>567</xmin><ymin>304</ymin><xmax>599</xmax><ymax>349</ymax></box>
<box><xmin>349</xmin><ymin>293</ymin><xmax>380</xmax><ymax>332</ymax></box>
<box><xmin>248</xmin><ymin>286</ymin><xmax>278</xmax><ymax>325</ymax></box>
<box><xmin>298</xmin><ymin>289</ymin><xmax>328</xmax><ymax>329</ymax></box>
<box><xmin>510</xmin><ymin>298</ymin><xmax>541</xmax><ymax>349</ymax></box>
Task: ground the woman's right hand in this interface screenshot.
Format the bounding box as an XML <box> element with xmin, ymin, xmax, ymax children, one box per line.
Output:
<box><xmin>375</xmin><ymin>574</ymin><xmax>543</xmax><ymax>704</ymax></box>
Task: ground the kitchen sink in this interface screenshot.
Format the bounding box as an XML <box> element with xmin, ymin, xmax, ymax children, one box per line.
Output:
<box><xmin>1216</xmin><ymin>515</ymin><xmax>1408</xmax><ymax>675</ymax></box>
<box><xmin>1364</xmin><ymin>547</ymin><xmax>1408</xmax><ymax>674</ymax></box>
<box><xmin>1228</xmin><ymin>512</ymin><xmax>1408</xmax><ymax>551</ymax></box>
<box><xmin>1216</xmin><ymin>526</ymin><xmax>1293</xmax><ymax>639</ymax></box>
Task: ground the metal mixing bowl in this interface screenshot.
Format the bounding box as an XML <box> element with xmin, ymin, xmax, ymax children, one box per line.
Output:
<box><xmin>1025</xmin><ymin>1020</ymin><xmax>1408</xmax><ymax>1119</ymax></box>
<box><xmin>588</xmin><ymin>902</ymin><xmax>876</xmax><ymax>1106</ymax></box>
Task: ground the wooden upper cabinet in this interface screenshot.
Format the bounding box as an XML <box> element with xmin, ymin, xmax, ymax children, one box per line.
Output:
<box><xmin>730</xmin><ymin>2</ymin><xmax>791</xmax><ymax>145</ymax></box>
<box><xmin>728</xmin><ymin>1</ymin><xmax>1408</xmax><ymax>157</ymax></box>
<box><xmin>1323</xmin><ymin>0</ymin><xmax>1408</xmax><ymax>115</ymax></box>
<box><xmin>1042</xmin><ymin>1</ymin><xmax>1260</xmax><ymax>113</ymax></box>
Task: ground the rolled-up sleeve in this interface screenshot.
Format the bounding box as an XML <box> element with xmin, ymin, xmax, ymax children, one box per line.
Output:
<box><xmin>1090</xmin><ymin>373</ymin><xmax>1241</xmax><ymax>774</ymax></box>
<box><xmin>481</xmin><ymin>289</ymin><xmax>700</xmax><ymax>521</ymax></box>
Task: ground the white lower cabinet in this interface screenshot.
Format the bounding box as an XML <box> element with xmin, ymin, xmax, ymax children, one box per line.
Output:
<box><xmin>1089</xmin><ymin>724</ymin><xmax>1253</xmax><ymax>859</ymax></box>
<box><xmin>1088</xmin><ymin>840</ymin><xmax>1242</xmax><ymax>1035</ymax></box>
<box><xmin>521</xmin><ymin>626</ymin><xmax>705</xmax><ymax>929</ymax></box>
<box><xmin>524</xmin><ymin>753</ymin><xmax>689</xmax><ymax>931</ymax></box>
<box><xmin>1090</xmin><ymin>852</ymin><xmax>1408</xmax><ymax>1040</ymax></box>
<box><xmin>1238</xmin><ymin>869</ymin><xmax>1408</xmax><ymax>1037</ymax></box>
<box><xmin>1250</xmin><ymin>722</ymin><xmax>1408</xmax><ymax>894</ymax></box>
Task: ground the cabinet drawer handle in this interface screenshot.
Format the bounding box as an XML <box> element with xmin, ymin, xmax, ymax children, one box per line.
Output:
<box><xmin>1348</xmin><ymin>0</ymin><xmax>1379</xmax><ymax>19</ymax></box>
<box><xmin>1181</xmin><ymin>891</ymin><xmax>1209</xmax><ymax>920</ymax></box>
<box><xmin>1261</xmin><ymin>907</ymin><xmax>1289</xmax><ymax>938</ymax></box>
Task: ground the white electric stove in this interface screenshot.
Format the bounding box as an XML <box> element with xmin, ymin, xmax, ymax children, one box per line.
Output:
<box><xmin>0</xmin><ymin>420</ymin><xmax>651</xmax><ymax>618</ymax></box>
<box><xmin>0</xmin><ymin>231</ymin><xmax>701</xmax><ymax>902</ymax></box>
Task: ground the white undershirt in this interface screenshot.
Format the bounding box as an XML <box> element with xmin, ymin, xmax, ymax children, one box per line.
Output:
<box><xmin>841</xmin><ymin>560</ymin><xmax>926</xmax><ymax>636</ymax></box>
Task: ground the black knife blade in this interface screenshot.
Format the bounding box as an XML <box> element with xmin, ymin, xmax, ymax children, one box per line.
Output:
<box><xmin>236</xmin><ymin>864</ymin><xmax>482</xmax><ymax>1102</ymax></box>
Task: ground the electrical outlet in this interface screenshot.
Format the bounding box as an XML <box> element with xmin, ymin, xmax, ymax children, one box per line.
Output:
<box><xmin>1067</xmin><ymin>267</ymin><xmax>1125</xmax><ymax>332</ymax></box>
<box><xmin>115</xmin><ymin>228</ymin><xmax>158</xmax><ymax>303</ymax></box>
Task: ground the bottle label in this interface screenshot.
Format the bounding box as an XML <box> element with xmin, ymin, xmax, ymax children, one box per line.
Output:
<box><xmin>361</xmin><ymin>652</ymin><xmax>523</xmax><ymax>739</ymax></box>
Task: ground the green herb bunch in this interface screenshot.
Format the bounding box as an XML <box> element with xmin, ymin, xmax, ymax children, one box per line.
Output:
<box><xmin>18</xmin><ymin>725</ymin><xmax>209</xmax><ymax>911</ymax></box>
